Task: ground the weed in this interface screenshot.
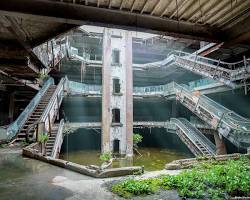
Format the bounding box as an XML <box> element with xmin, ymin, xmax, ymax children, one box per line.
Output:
<box><xmin>111</xmin><ymin>157</ymin><xmax>250</xmax><ymax>199</ymax></box>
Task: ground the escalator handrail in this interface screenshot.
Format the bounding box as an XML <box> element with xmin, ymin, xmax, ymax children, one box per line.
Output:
<box><xmin>6</xmin><ymin>78</ymin><xmax>54</xmax><ymax>140</ymax></box>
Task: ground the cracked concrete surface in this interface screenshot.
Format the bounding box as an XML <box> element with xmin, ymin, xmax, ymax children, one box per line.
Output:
<box><xmin>0</xmin><ymin>147</ymin><xmax>182</xmax><ymax>200</ymax></box>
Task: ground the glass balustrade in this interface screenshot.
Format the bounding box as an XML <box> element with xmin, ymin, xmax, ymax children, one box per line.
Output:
<box><xmin>5</xmin><ymin>78</ymin><xmax>54</xmax><ymax>140</ymax></box>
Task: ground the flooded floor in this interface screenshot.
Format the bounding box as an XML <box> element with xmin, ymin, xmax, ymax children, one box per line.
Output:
<box><xmin>0</xmin><ymin>147</ymin><xmax>183</xmax><ymax>200</ymax></box>
<box><xmin>0</xmin><ymin>147</ymin><xmax>117</xmax><ymax>200</ymax></box>
<box><xmin>60</xmin><ymin>147</ymin><xmax>192</xmax><ymax>171</ymax></box>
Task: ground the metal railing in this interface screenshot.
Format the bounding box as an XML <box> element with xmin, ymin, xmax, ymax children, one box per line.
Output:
<box><xmin>66</xmin><ymin>43</ymin><xmax>250</xmax><ymax>88</ymax></box>
<box><xmin>173</xmin><ymin>50</ymin><xmax>250</xmax><ymax>88</ymax></box>
<box><xmin>51</xmin><ymin>119</ymin><xmax>65</xmax><ymax>158</ymax></box>
<box><xmin>33</xmin><ymin>39</ymin><xmax>67</xmax><ymax>69</ymax></box>
<box><xmin>40</xmin><ymin>77</ymin><xmax>66</xmax><ymax>135</ymax></box>
<box><xmin>2</xmin><ymin>78</ymin><xmax>55</xmax><ymax>140</ymax></box>
<box><xmin>66</xmin><ymin>79</ymin><xmax>250</xmax><ymax>148</ymax></box>
<box><xmin>171</xmin><ymin>118</ymin><xmax>216</xmax><ymax>156</ymax></box>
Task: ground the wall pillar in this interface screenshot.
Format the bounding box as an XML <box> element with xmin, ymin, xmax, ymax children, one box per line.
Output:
<box><xmin>101</xmin><ymin>28</ymin><xmax>112</xmax><ymax>153</ymax></box>
<box><xmin>214</xmin><ymin>132</ymin><xmax>227</xmax><ymax>155</ymax></box>
<box><xmin>101</xmin><ymin>28</ymin><xmax>133</xmax><ymax>156</ymax></box>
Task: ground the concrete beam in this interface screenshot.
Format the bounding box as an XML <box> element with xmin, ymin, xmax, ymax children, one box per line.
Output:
<box><xmin>223</xmin><ymin>14</ymin><xmax>250</xmax><ymax>46</ymax></box>
<box><xmin>0</xmin><ymin>69</ymin><xmax>40</xmax><ymax>90</ymax></box>
<box><xmin>1</xmin><ymin>16</ymin><xmax>45</xmax><ymax>70</ymax></box>
<box><xmin>30</xmin><ymin>24</ymin><xmax>78</xmax><ymax>48</ymax></box>
<box><xmin>0</xmin><ymin>0</ymin><xmax>222</xmax><ymax>42</ymax></box>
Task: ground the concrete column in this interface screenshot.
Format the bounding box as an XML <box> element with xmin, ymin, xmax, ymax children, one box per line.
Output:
<box><xmin>214</xmin><ymin>132</ymin><xmax>227</xmax><ymax>155</ymax></box>
<box><xmin>101</xmin><ymin>28</ymin><xmax>112</xmax><ymax>153</ymax></box>
<box><xmin>125</xmin><ymin>31</ymin><xmax>133</xmax><ymax>156</ymax></box>
<box><xmin>101</xmin><ymin>28</ymin><xmax>133</xmax><ymax>156</ymax></box>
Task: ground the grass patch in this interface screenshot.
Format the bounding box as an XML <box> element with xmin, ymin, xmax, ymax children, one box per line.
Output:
<box><xmin>111</xmin><ymin>157</ymin><xmax>250</xmax><ymax>199</ymax></box>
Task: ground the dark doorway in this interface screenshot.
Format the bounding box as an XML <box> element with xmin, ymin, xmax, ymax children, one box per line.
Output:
<box><xmin>113</xmin><ymin>139</ymin><xmax>120</xmax><ymax>153</ymax></box>
<box><xmin>113</xmin><ymin>78</ymin><xmax>121</xmax><ymax>94</ymax></box>
<box><xmin>112</xmin><ymin>108</ymin><xmax>120</xmax><ymax>123</ymax></box>
<box><xmin>112</xmin><ymin>49</ymin><xmax>120</xmax><ymax>64</ymax></box>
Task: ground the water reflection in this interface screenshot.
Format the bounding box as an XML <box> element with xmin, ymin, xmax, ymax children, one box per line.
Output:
<box><xmin>60</xmin><ymin>147</ymin><xmax>191</xmax><ymax>171</ymax></box>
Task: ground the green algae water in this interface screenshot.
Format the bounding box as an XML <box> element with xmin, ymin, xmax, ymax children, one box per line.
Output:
<box><xmin>60</xmin><ymin>147</ymin><xmax>191</xmax><ymax>171</ymax></box>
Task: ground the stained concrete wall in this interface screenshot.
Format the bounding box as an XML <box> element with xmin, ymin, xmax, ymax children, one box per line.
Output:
<box><xmin>102</xmin><ymin>29</ymin><xmax>133</xmax><ymax>156</ymax></box>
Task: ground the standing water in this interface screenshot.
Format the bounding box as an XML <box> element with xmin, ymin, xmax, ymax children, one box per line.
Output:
<box><xmin>60</xmin><ymin>147</ymin><xmax>191</xmax><ymax>171</ymax></box>
<box><xmin>59</xmin><ymin>97</ymin><xmax>193</xmax><ymax>171</ymax></box>
<box><xmin>59</xmin><ymin>128</ymin><xmax>193</xmax><ymax>171</ymax></box>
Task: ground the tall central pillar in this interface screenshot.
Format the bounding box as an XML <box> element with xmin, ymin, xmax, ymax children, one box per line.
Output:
<box><xmin>102</xmin><ymin>28</ymin><xmax>133</xmax><ymax>156</ymax></box>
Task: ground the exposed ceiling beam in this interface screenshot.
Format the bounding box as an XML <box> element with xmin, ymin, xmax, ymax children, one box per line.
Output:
<box><xmin>108</xmin><ymin>0</ymin><xmax>112</xmax><ymax>9</ymax></box>
<box><xmin>179</xmin><ymin>0</ymin><xmax>199</xmax><ymax>21</ymax></box>
<box><xmin>0</xmin><ymin>0</ymin><xmax>223</xmax><ymax>42</ymax></box>
<box><xmin>160</xmin><ymin>0</ymin><xmax>174</xmax><ymax>17</ymax></box>
<box><xmin>169</xmin><ymin>0</ymin><xmax>189</xmax><ymax>19</ymax></box>
<box><xmin>223</xmin><ymin>14</ymin><xmax>250</xmax><ymax>46</ymax></box>
<box><xmin>130</xmin><ymin>0</ymin><xmax>136</xmax><ymax>12</ymax></box>
<box><xmin>1</xmin><ymin>16</ymin><xmax>43</xmax><ymax>71</ymax></box>
<box><xmin>140</xmin><ymin>0</ymin><xmax>148</xmax><ymax>14</ymax></box>
<box><xmin>30</xmin><ymin>24</ymin><xmax>77</xmax><ymax>48</ymax></box>
<box><xmin>120</xmin><ymin>0</ymin><xmax>125</xmax><ymax>10</ymax></box>
<box><xmin>150</xmin><ymin>0</ymin><xmax>162</xmax><ymax>16</ymax></box>
<box><xmin>0</xmin><ymin>69</ymin><xmax>40</xmax><ymax>90</ymax></box>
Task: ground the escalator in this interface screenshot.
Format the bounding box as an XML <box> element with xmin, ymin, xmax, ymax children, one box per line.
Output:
<box><xmin>172</xmin><ymin>118</ymin><xmax>216</xmax><ymax>156</ymax></box>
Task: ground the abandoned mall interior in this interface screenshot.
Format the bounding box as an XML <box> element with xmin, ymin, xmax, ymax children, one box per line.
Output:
<box><xmin>0</xmin><ymin>0</ymin><xmax>250</xmax><ymax>199</ymax></box>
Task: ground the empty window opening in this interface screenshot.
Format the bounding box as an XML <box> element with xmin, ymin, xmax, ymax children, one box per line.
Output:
<box><xmin>113</xmin><ymin>139</ymin><xmax>120</xmax><ymax>153</ymax></box>
<box><xmin>112</xmin><ymin>50</ymin><xmax>120</xmax><ymax>64</ymax></box>
<box><xmin>112</xmin><ymin>108</ymin><xmax>120</xmax><ymax>123</ymax></box>
<box><xmin>113</xmin><ymin>78</ymin><xmax>121</xmax><ymax>94</ymax></box>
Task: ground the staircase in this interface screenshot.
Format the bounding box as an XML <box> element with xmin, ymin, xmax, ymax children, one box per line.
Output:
<box><xmin>45</xmin><ymin>124</ymin><xmax>59</xmax><ymax>156</ymax></box>
<box><xmin>15</xmin><ymin>85</ymin><xmax>57</xmax><ymax>142</ymax></box>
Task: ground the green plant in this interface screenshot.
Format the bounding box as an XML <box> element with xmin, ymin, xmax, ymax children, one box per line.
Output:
<box><xmin>111</xmin><ymin>157</ymin><xmax>250</xmax><ymax>199</ymax></box>
<box><xmin>38</xmin><ymin>133</ymin><xmax>49</xmax><ymax>143</ymax></box>
<box><xmin>133</xmin><ymin>133</ymin><xmax>143</xmax><ymax>148</ymax></box>
<box><xmin>0</xmin><ymin>144</ymin><xmax>7</xmax><ymax>148</ymax></box>
<box><xmin>37</xmin><ymin>72</ymin><xmax>49</xmax><ymax>80</ymax></box>
<box><xmin>100</xmin><ymin>152</ymin><xmax>112</xmax><ymax>162</ymax></box>
<box><xmin>21</xmin><ymin>140</ymin><xmax>29</xmax><ymax>147</ymax></box>
<box><xmin>63</xmin><ymin>122</ymin><xmax>76</xmax><ymax>135</ymax></box>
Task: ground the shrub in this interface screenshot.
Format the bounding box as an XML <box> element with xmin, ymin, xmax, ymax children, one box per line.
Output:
<box><xmin>38</xmin><ymin>133</ymin><xmax>49</xmax><ymax>143</ymax></box>
<box><xmin>133</xmin><ymin>133</ymin><xmax>143</xmax><ymax>148</ymax></box>
<box><xmin>111</xmin><ymin>157</ymin><xmax>250</xmax><ymax>199</ymax></box>
<box><xmin>100</xmin><ymin>152</ymin><xmax>112</xmax><ymax>162</ymax></box>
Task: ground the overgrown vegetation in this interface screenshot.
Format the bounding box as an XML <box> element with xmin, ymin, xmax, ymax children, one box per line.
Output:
<box><xmin>38</xmin><ymin>133</ymin><xmax>49</xmax><ymax>143</ymax></box>
<box><xmin>0</xmin><ymin>144</ymin><xmax>7</xmax><ymax>148</ymax></box>
<box><xmin>111</xmin><ymin>157</ymin><xmax>250</xmax><ymax>199</ymax></box>
<box><xmin>63</xmin><ymin>122</ymin><xmax>76</xmax><ymax>135</ymax></box>
<box><xmin>38</xmin><ymin>133</ymin><xmax>49</xmax><ymax>154</ymax></box>
<box><xmin>37</xmin><ymin>72</ymin><xmax>49</xmax><ymax>80</ymax></box>
<box><xmin>133</xmin><ymin>133</ymin><xmax>143</xmax><ymax>149</ymax></box>
<box><xmin>100</xmin><ymin>152</ymin><xmax>112</xmax><ymax>162</ymax></box>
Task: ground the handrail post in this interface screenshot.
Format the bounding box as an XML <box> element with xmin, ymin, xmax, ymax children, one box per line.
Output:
<box><xmin>35</xmin><ymin>124</ymin><xmax>38</xmax><ymax>142</ymax></box>
<box><xmin>56</xmin><ymin>93</ymin><xmax>60</xmax><ymax>120</ymax></box>
<box><xmin>48</xmin><ymin>113</ymin><xmax>51</xmax><ymax>136</ymax></box>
